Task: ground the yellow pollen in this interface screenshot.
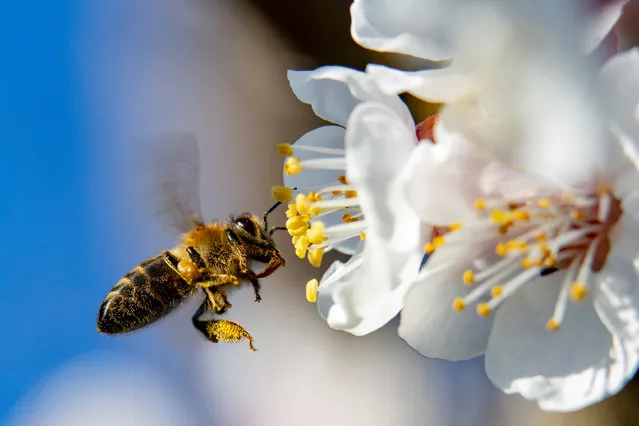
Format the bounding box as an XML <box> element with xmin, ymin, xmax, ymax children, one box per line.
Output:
<box><xmin>433</xmin><ymin>236</ymin><xmax>445</xmax><ymax>247</ymax></box>
<box><xmin>546</xmin><ymin>318</ymin><xmax>560</xmax><ymax>332</ymax></box>
<box><xmin>490</xmin><ymin>209</ymin><xmax>509</xmax><ymax>224</ymax></box>
<box><xmin>463</xmin><ymin>270</ymin><xmax>474</xmax><ymax>285</ymax></box>
<box><xmin>476</xmin><ymin>303</ymin><xmax>492</xmax><ymax>317</ymax></box>
<box><xmin>535</xmin><ymin>233</ymin><xmax>547</xmax><ymax>242</ymax></box>
<box><xmin>271</xmin><ymin>186</ymin><xmax>293</xmax><ymax>203</ymax></box>
<box><xmin>544</xmin><ymin>256</ymin><xmax>556</xmax><ymax>267</ymax></box>
<box><xmin>276</xmin><ymin>143</ymin><xmax>294</xmax><ymax>157</ymax></box>
<box><xmin>570</xmin><ymin>283</ymin><xmax>589</xmax><ymax>302</ymax></box>
<box><xmin>522</xmin><ymin>258</ymin><xmax>533</xmax><ymax>269</ymax></box>
<box><xmin>338</xmin><ymin>175</ymin><xmax>349</xmax><ymax>185</ymax></box>
<box><xmin>306</xmin><ymin>279</ymin><xmax>319</xmax><ymax>303</ymax></box>
<box><xmin>307</xmin><ymin>221</ymin><xmax>328</xmax><ymax>244</ymax></box>
<box><xmin>452</xmin><ymin>298</ymin><xmax>465</xmax><ymax>311</ymax></box>
<box><xmin>295</xmin><ymin>244</ymin><xmax>307</xmax><ymax>258</ymax></box>
<box><xmin>295</xmin><ymin>194</ymin><xmax>310</xmax><ymax>216</ymax></box>
<box><xmin>490</xmin><ymin>285</ymin><xmax>503</xmax><ymax>298</ymax></box>
<box><xmin>449</xmin><ymin>222</ymin><xmax>463</xmax><ymax>231</ymax></box>
<box><xmin>498</xmin><ymin>222</ymin><xmax>513</xmax><ymax>235</ymax></box>
<box><xmin>424</xmin><ymin>242</ymin><xmax>436</xmax><ymax>254</ymax></box>
<box><xmin>507</xmin><ymin>240</ymin><xmax>527</xmax><ymax>250</ymax></box>
<box><xmin>341</xmin><ymin>213</ymin><xmax>359</xmax><ymax>223</ymax></box>
<box><xmin>495</xmin><ymin>243</ymin><xmax>508</xmax><ymax>256</ymax></box>
<box><xmin>533</xmin><ymin>259</ymin><xmax>543</xmax><ymax>267</ymax></box>
<box><xmin>474</xmin><ymin>199</ymin><xmax>486</xmax><ymax>210</ymax></box>
<box><xmin>513</xmin><ymin>210</ymin><xmax>531</xmax><ymax>221</ymax></box>
<box><xmin>310</xmin><ymin>205</ymin><xmax>321</xmax><ymax>216</ymax></box>
<box><xmin>285</xmin><ymin>203</ymin><xmax>297</xmax><ymax>218</ymax></box>
<box><xmin>294</xmin><ymin>236</ymin><xmax>310</xmax><ymax>258</ymax></box>
<box><xmin>286</xmin><ymin>216</ymin><xmax>309</xmax><ymax>237</ymax></box>
<box><xmin>307</xmin><ymin>248</ymin><xmax>324</xmax><ymax>267</ymax></box>
<box><xmin>332</xmin><ymin>190</ymin><xmax>342</xmax><ymax>196</ymax></box>
<box><xmin>537</xmin><ymin>199</ymin><xmax>552</xmax><ymax>208</ymax></box>
<box><xmin>359</xmin><ymin>232</ymin><xmax>366</xmax><ymax>240</ymax></box>
<box><xmin>307</xmin><ymin>191</ymin><xmax>322</xmax><ymax>202</ymax></box>
<box><xmin>345</xmin><ymin>190</ymin><xmax>358</xmax><ymax>199</ymax></box>
<box><xmin>284</xmin><ymin>157</ymin><xmax>303</xmax><ymax>175</ymax></box>
<box><xmin>571</xmin><ymin>210</ymin><xmax>584</xmax><ymax>221</ymax></box>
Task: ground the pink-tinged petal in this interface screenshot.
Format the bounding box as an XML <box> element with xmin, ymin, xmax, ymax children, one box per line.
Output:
<box><xmin>283</xmin><ymin>126</ymin><xmax>345</xmax><ymax>190</ymax></box>
<box><xmin>366</xmin><ymin>64</ymin><xmax>475</xmax><ymax>103</ymax></box>
<box><xmin>485</xmin><ymin>272</ymin><xmax>615</xmax><ymax>412</ymax></box>
<box><xmin>583</xmin><ymin>0</ymin><xmax>628</xmax><ymax>53</ymax></box>
<box><xmin>399</xmin><ymin>235</ymin><xmax>497</xmax><ymax>361</ymax></box>
<box><xmin>322</xmin><ymin>102</ymin><xmax>423</xmax><ymax>335</ymax></box>
<box><xmin>350</xmin><ymin>0</ymin><xmax>454</xmax><ymax>61</ymax></box>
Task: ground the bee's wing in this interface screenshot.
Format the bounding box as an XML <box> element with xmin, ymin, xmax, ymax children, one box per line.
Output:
<box><xmin>146</xmin><ymin>131</ymin><xmax>205</xmax><ymax>235</ymax></box>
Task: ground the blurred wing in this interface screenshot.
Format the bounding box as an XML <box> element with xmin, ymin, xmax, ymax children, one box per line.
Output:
<box><xmin>147</xmin><ymin>131</ymin><xmax>205</xmax><ymax>235</ymax></box>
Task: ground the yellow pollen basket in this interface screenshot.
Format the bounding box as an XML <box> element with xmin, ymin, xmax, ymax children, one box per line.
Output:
<box><xmin>276</xmin><ymin>143</ymin><xmax>295</xmax><ymax>157</ymax></box>
<box><xmin>306</xmin><ymin>279</ymin><xmax>319</xmax><ymax>303</ymax></box>
<box><xmin>284</xmin><ymin>157</ymin><xmax>303</xmax><ymax>175</ymax></box>
<box><xmin>271</xmin><ymin>186</ymin><xmax>293</xmax><ymax>203</ymax></box>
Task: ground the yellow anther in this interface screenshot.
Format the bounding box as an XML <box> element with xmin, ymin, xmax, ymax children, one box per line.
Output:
<box><xmin>571</xmin><ymin>210</ymin><xmax>584</xmax><ymax>221</ymax></box>
<box><xmin>490</xmin><ymin>209</ymin><xmax>509</xmax><ymax>224</ymax></box>
<box><xmin>285</xmin><ymin>203</ymin><xmax>297</xmax><ymax>219</ymax></box>
<box><xmin>495</xmin><ymin>243</ymin><xmax>508</xmax><ymax>256</ymax></box>
<box><xmin>533</xmin><ymin>259</ymin><xmax>543</xmax><ymax>267</ymax></box>
<box><xmin>306</xmin><ymin>279</ymin><xmax>319</xmax><ymax>303</ymax></box>
<box><xmin>540</xmin><ymin>244</ymin><xmax>551</xmax><ymax>257</ymax></box>
<box><xmin>513</xmin><ymin>210</ymin><xmax>530</xmax><ymax>221</ymax></box>
<box><xmin>424</xmin><ymin>242</ymin><xmax>436</xmax><ymax>254</ymax></box>
<box><xmin>498</xmin><ymin>222</ymin><xmax>513</xmax><ymax>235</ymax></box>
<box><xmin>308</xmin><ymin>247</ymin><xmax>324</xmax><ymax>267</ymax></box>
<box><xmin>546</xmin><ymin>318</ymin><xmax>560</xmax><ymax>332</ymax></box>
<box><xmin>476</xmin><ymin>303</ymin><xmax>492</xmax><ymax>317</ymax></box>
<box><xmin>271</xmin><ymin>186</ymin><xmax>293</xmax><ymax>203</ymax></box>
<box><xmin>449</xmin><ymin>222</ymin><xmax>463</xmax><ymax>231</ymax></box>
<box><xmin>286</xmin><ymin>216</ymin><xmax>308</xmax><ymax>237</ymax></box>
<box><xmin>276</xmin><ymin>143</ymin><xmax>295</xmax><ymax>157</ymax></box>
<box><xmin>284</xmin><ymin>157</ymin><xmax>303</xmax><ymax>175</ymax></box>
<box><xmin>432</xmin><ymin>236</ymin><xmax>445</xmax><ymax>247</ymax></box>
<box><xmin>452</xmin><ymin>298</ymin><xmax>465</xmax><ymax>311</ymax></box>
<box><xmin>544</xmin><ymin>256</ymin><xmax>556</xmax><ymax>267</ymax></box>
<box><xmin>506</xmin><ymin>240</ymin><xmax>527</xmax><ymax>250</ymax></box>
<box><xmin>345</xmin><ymin>190</ymin><xmax>358</xmax><ymax>199</ymax></box>
<box><xmin>474</xmin><ymin>199</ymin><xmax>486</xmax><ymax>210</ymax></box>
<box><xmin>359</xmin><ymin>232</ymin><xmax>366</xmax><ymax>240</ymax></box>
<box><xmin>338</xmin><ymin>175</ymin><xmax>349</xmax><ymax>185</ymax></box>
<box><xmin>463</xmin><ymin>270</ymin><xmax>474</xmax><ymax>285</ymax></box>
<box><xmin>491</xmin><ymin>285</ymin><xmax>503</xmax><ymax>298</ymax></box>
<box><xmin>307</xmin><ymin>191</ymin><xmax>322</xmax><ymax>202</ymax></box>
<box><xmin>294</xmin><ymin>236</ymin><xmax>310</xmax><ymax>258</ymax></box>
<box><xmin>295</xmin><ymin>194</ymin><xmax>310</xmax><ymax>216</ymax></box>
<box><xmin>522</xmin><ymin>258</ymin><xmax>533</xmax><ymax>269</ymax></box>
<box><xmin>570</xmin><ymin>283</ymin><xmax>588</xmax><ymax>302</ymax></box>
<box><xmin>307</xmin><ymin>221</ymin><xmax>328</xmax><ymax>244</ymax></box>
<box><xmin>332</xmin><ymin>190</ymin><xmax>342</xmax><ymax>196</ymax></box>
<box><xmin>597</xmin><ymin>184</ymin><xmax>612</xmax><ymax>195</ymax></box>
<box><xmin>537</xmin><ymin>199</ymin><xmax>552</xmax><ymax>208</ymax></box>
<box><xmin>342</xmin><ymin>213</ymin><xmax>359</xmax><ymax>223</ymax></box>
<box><xmin>309</xmin><ymin>205</ymin><xmax>321</xmax><ymax>216</ymax></box>
<box><xmin>535</xmin><ymin>233</ymin><xmax>547</xmax><ymax>242</ymax></box>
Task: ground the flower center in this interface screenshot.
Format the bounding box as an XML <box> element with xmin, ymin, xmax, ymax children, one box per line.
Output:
<box><xmin>430</xmin><ymin>185</ymin><xmax>623</xmax><ymax>331</ymax></box>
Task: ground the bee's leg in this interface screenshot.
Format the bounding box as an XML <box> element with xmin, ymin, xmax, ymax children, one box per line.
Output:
<box><xmin>192</xmin><ymin>315</ymin><xmax>257</xmax><ymax>352</ymax></box>
<box><xmin>186</xmin><ymin>246</ymin><xmax>207</xmax><ymax>269</ymax></box>
<box><xmin>240</xmin><ymin>272</ymin><xmax>262</xmax><ymax>303</ymax></box>
<box><xmin>203</xmin><ymin>287</ymin><xmax>231</xmax><ymax>314</ymax></box>
<box><xmin>195</xmin><ymin>273</ymin><xmax>240</xmax><ymax>288</ymax></box>
<box><xmin>225</xmin><ymin>228</ymin><xmax>284</xmax><ymax>279</ymax></box>
<box><xmin>252</xmin><ymin>254</ymin><xmax>285</xmax><ymax>278</ymax></box>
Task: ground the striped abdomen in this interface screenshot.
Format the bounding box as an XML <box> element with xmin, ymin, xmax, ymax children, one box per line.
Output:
<box><xmin>97</xmin><ymin>254</ymin><xmax>195</xmax><ymax>334</ymax></box>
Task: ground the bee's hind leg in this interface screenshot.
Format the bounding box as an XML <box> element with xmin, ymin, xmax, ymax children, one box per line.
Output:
<box><xmin>192</xmin><ymin>302</ymin><xmax>256</xmax><ymax>352</ymax></box>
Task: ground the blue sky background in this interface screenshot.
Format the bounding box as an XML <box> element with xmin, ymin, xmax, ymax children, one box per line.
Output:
<box><xmin>0</xmin><ymin>1</ymin><xmax>107</xmax><ymax>420</ymax></box>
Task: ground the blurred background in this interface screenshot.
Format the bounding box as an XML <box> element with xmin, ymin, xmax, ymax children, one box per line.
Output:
<box><xmin>1</xmin><ymin>0</ymin><xmax>639</xmax><ymax>425</ymax></box>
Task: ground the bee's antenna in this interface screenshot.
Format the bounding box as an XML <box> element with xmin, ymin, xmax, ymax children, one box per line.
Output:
<box><xmin>268</xmin><ymin>226</ymin><xmax>287</xmax><ymax>236</ymax></box>
<box><xmin>264</xmin><ymin>187</ymin><xmax>297</xmax><ymax>232</ymax></box>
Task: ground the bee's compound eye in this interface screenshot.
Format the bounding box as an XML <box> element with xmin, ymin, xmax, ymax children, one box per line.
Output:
<box><xmin>235</xmin><ymin>216</ymin><xmax>258</xmax><ymax>236</ymax></box>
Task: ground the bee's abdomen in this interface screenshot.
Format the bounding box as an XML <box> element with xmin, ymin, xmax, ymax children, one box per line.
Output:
<box><xmin>97</xmin><ymin>255</ymin><xmax>194</xmax><ymax>334</ymax></box>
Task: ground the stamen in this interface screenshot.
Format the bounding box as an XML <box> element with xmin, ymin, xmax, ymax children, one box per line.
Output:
<box><xmin>284</xmin><ymin>157</ymin><xmax>303</xmax><ymax>175</ymax></box>
<box><xmin>452</xmin><ymin>298</ymin><xmax>465</xmax><ymax>311</ymax></box>
<box><xmin>296</xmin><ymin>194</ymin><xmax>310</xmax><ymax>216</ymax></box>
<box><xmin>271</xmin><ymin>186</ymin><xmax>293</xmax><ymax>203</ymax></box>
<box><xmin>308</xmin><ymin>248</ymin><xmax>324</xmax><ymax>267</ymax></box>
<box><xmin>285</xmin><ymin>203</ymin><xmax>297</xmax><ymax>218</ymax></box>
<box><xmin>306</xmin><ymin>279</ymin><xmax>319</xmax><ymax>303</ymax></box>
<box><xmin>276</xmin><ymin>143</ymin><xmax>294</xmax><ymax>157</ymax></box>
<box><xmin>286</xmin><ymin>216</ymin><xmax>309</xmax><ymax>237</ymax></box>
<box><xmin>359</xmin><ymin>232</ymin><xmax>366</xmax><ymax>240</ymax></box>
<box><xmin>547</xmin><ymin>259</ymin><xmax>580</xmax><ymax>331</ymax></box>
<box><xmin>307</xmin><ymin>221</ymin><xmax>327</xmax><ymax>244</ymax></box>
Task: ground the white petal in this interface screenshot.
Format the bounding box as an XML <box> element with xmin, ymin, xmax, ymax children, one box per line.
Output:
<box><xmin>322</xmin><ymin>102</ymin><xmax>424</xmax><ymax>335</ymax></box>
<box><xmin>350</xmin><ymin>0</ymin><xmax>454</xmax><ymax>60</ymax></box>
<box><xmin>288</xmin><ymin>66</ymin><xmax>412</xmax><ymax>128</ymax></box>
<box><xmin>366</xmin><ymin>64</ymin><xmax>475</xmax><ymax>103</ymax></box>
<box><xmin>283</xmin><ymin>126</ymin><xmax>345</xmax><ymax>190</ymax></box>
<box><xmin>485</xmin><ymin>271</ymin><xmax>615</xmax><ymax>412</ymax></box>
<box><xmin>583</xmin><ymin>0</ymin><xmax>628</xmax><ymax>53</ymax></box>
<box><xmin>399</xmin><ymin>238</ymin><xmax>496</xmax><ymax>361</ymax></box>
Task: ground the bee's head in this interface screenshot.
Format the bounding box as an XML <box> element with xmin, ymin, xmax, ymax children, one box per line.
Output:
<box><xmin>230</xmin><ymin>212</ymin><xmax>281</xmax><ymax>260</ymax></box>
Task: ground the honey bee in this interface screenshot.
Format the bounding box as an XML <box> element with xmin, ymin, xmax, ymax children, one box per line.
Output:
<box><xmin>96</xmin><ymin>132</ymin><xmax>286</xmax><ymax>351</ymax></box>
